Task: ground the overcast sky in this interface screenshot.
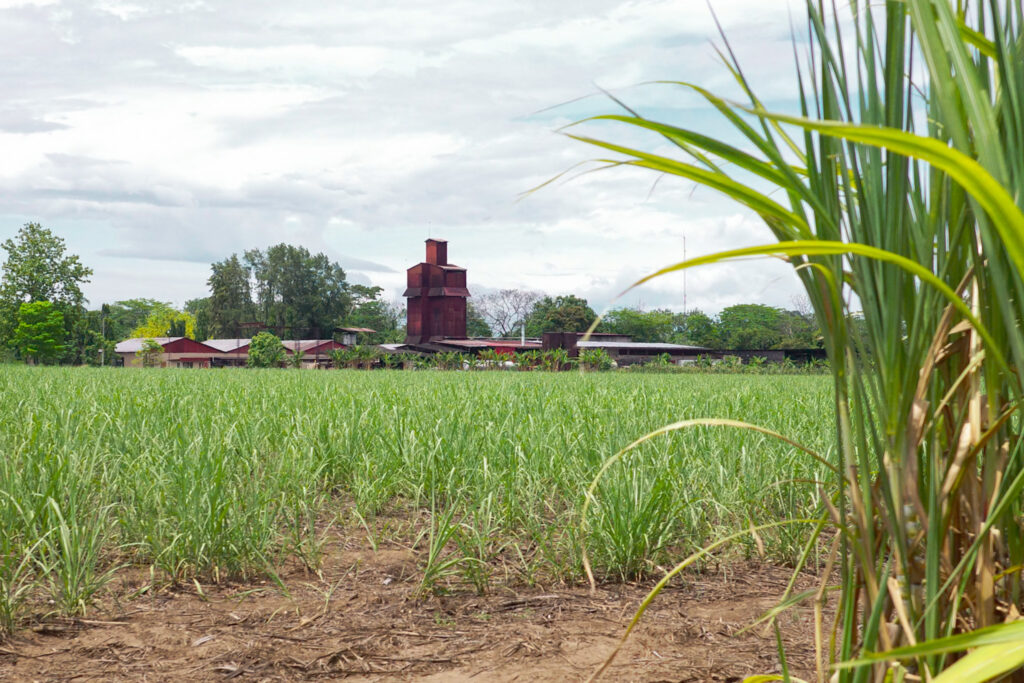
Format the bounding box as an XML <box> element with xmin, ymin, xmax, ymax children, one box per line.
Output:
<box><xmin>0</xmin><ymin>0</ymin><xmax>809</xmax><ymax>315</ymax></box>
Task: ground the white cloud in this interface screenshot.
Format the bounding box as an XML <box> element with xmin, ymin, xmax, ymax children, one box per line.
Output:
<box><xmin>0</xmin><ymin>0</ymin><xmax>809</xmax><ymax>314</ymax></box>
<box><xmin>175</xmin><ymin>44</ymin><xmax>448</xmax><ymax>80</ymax></box>
<box><xmin>0</xmin><ymin>0</ymin><xmax>57</xmax><ymax>7</ymax></box>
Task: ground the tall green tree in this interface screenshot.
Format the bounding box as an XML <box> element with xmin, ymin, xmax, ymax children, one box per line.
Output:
<box><xmin>104</xmin><ymin>299</ymin><xmax>167</xmax><ymax>341</ymax></box>
<box><xmin>600</xmin><ymin>307</ymin><xmax>676</xmax><ymax>342</ymax></box>
<box><xmin>672</xmin><ymin>310</ymin><xmax>720</xmax><ymax>348</ymax></box>
<box><xmin>715</xmin><ymin>304</ymin><xmax>784</xmax><ymax>349</ymax></box>
<box><xmin>524</xmin><ymin>295</ymin><xmax>596</xmax><ymax>336</ymax></box>
<box><xmin>343</xmin><ymin>284</ymin><xmax>405</xmax><ymax>343</ymax></box>
<box><xmin>776</xmin><ymin>309</ymin><xmax>819</xmax><ymax>348</ymax></box>
<box><xmin>185</xmin><ymin>297</ymin><xmax>211</xmax><ymax>341</ymax></box>
<box><xmin>0</xmin><ymin>223</ymin><xmax>92</xmax><ymax>357</ymax></box>
<box><xmin>207</xmin><ymin>255</ymin><xmax>255</xmax><ymax>337</ymax></box>
<box><xmin>67</xmin><ymin>308</ymin><xmax>116</xmax><ymax>366</ymax></box>
<box><xmin>9</xmin><ymin>301</ymin><xmax>65</xmax><ymax>364</ymax></box>
<box><xmin>466</xmin><ymin>302</ymin><xmax>491</xmax><ymax>337</ymax></box>
<box><xmin>243</xmin><ymin>244</ymin><xmax>350</xmax><ymax>337</ymax></box>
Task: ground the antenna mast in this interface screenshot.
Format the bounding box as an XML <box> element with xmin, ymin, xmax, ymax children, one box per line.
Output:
<box><xmin>683</xmin><ymin>234</ymin><xmax>687</xmax><ymax>314</ymax></box>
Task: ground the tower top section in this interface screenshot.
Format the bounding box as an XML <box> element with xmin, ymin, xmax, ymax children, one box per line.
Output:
<box><xmin>425</xmin><ymin>238</ymin><xmax>447</xmax><ymax>266</ymax></box>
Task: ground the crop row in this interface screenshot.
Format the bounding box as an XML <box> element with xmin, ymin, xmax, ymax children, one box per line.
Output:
<box><xmin>0</xmin><ymin>366</ymin><xmax>833</xmax><ymax>630</ymax></box>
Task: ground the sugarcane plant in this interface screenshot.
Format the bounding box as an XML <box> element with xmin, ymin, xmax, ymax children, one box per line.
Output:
<box><xmin>570</xmin><ymin>1</ymin><xmax>1024</xmax><ymax>680</ymax></box>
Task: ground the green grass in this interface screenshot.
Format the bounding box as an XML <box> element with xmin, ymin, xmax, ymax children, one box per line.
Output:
<box><xmin>0</xmin><ymin>365</ymin><xmax>833</xmax><ymax>627</ymax></box>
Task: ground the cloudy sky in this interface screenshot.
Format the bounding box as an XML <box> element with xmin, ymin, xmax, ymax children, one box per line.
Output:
<box><xmin>0</xmin><ymin>0</ymin><xmax>808</xmax><ymax>315</ymax></box>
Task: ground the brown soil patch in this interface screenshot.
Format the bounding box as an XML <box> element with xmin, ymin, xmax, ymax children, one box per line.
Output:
<box><xmin>0</xmin><ymin>535</ymin><xmax>821</xmax><ymax>681</ymax></box>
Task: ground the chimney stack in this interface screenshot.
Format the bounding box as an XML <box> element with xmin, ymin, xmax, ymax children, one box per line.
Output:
<box><xmin>425</xmin><ymin>238</ymin><xmax>448</xmax><ymax>266</ymax></box>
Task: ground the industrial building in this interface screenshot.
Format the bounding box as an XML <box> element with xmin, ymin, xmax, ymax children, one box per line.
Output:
<box><xmin>116</xmin><ymin>330</ymin><xmax>376</xmax><ymax>368</ymax></box>
<box><xmin>397</xmin><ymin>239</ymin><xmax>710</xmax><ymax>364</ymax></box>
<box><xmin>403</xmin><ymin>239</ymin><xmax>470</xmax><ymax>343</ymax></box>
<box><xmin>115</xmin><ymin>338</ymin><xmax>223</xmax><ymax>368</ymax></box>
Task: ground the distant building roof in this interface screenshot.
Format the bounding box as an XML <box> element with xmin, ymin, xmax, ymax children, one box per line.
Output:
<box><xmin>335</xmin><ymin>326</ymin><xmax>376</xmax><ymax>334</ymax></box>
<box><xmin>434</xmin><ymin>338</ymin><xmax>542</xmax><ymax>350</ymax></box>
<box><xmin>115</xmin><ymin>337</ymin><xmax>182</xmax><ymax>353</ymax></box>
<box><xmin>281</xmin><ymin>339</ymin><xmax>343</xmax><ymax>353</ymax></box>
<box><xmin>576</xmin><ymin>341</ymin><xmax>709</xmax><ymax>351</ymax></box>
<box><xmin>202</xmin><ymin>338</ymin><xmax>251</xmax><ymax>352</ymax></box>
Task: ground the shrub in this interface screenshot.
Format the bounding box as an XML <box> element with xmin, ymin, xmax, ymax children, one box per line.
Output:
<box><xmin>246</xmin><ymin>332</ymin><xmax>285</xmax><ymax>368</ymax></box>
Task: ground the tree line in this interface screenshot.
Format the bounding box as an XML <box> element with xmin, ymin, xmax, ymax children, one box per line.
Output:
<box><xmin>0</xmin><ymin>222</ymin><xmax>822</xmax><ymax>365</ymax></box>
<box><xmin>0</xmin><ymin>224</ymin><xmax>404</xmax><ymax>364</ymax></box>
<box><xmin>471</xmin><ymin>290</ymin><xmax>822</xmax><ymax>349</ymax></box>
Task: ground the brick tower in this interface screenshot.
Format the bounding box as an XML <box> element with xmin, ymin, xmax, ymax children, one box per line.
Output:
<box><xmin>403</xmin><ymin>239</ymin><xmax>469</xmax><ymax>343</ymax></box>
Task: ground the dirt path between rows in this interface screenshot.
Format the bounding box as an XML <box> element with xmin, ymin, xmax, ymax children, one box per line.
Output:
<box><xmin>1</xmin><ymin>541</ymin><xmax>821</xmax><ymax>682</ymax></box>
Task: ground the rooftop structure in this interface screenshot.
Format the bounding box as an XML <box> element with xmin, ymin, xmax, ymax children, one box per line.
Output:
<box><xmin>202</xmin><ymin>339</ymin><xmax>252</xmax><ymax>353</ymax></box>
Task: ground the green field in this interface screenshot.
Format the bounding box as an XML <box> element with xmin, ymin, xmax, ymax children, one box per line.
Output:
<box><xmin>0</xmin><ymin>366</ymin><xmax>833</xmax><ymax>624</ymax></box>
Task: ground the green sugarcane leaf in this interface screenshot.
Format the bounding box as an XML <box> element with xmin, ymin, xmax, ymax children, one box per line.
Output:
<box><xmin>956</xmin><ymin>21</ymin><xmax>997</xmax><ymax>60</ymax></box>
<box><xmin>565</xmin><ymin>133</ymin><xmax>810</xmax><ymax>239</ymax></box>
<box><xmin>834</xmin><ymin>619</ymin><xmax>1024</xmax><ymax>666</ymax></box>
<box><xmin>575</xmin><ymin>115</ymin><xmax>797</xmax><ymax>186</ymax></box>
<box><xmin>932</xmin><ymin>640</ymin><xmax>1024</xmax><ymax>682</ymax></box>
<box><xmin>737</xmin><ymin>111</ymin><xmax>1024</xmax><ymax>278</ymax></box>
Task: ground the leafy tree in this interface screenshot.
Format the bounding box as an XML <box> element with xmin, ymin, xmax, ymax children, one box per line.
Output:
<box><xmin>104</xmin><ymin>299</ymin><xmax>167</xmax><ymax>341</ymax></box>
<box><xmin>243</xmin><ymin>244</ymin><xmax>350</xmax><ymax>337</ymax></box>
<box><xmin>185</xmin><ymin>297</ymin><xmax>211</xmax><ymax>342</ymax></box>
<box><xmin>0</xmin><ymin>223</ymin><xmax>92</xmax><ymax>356</ymax></box>
<box><xmin>524</xmin><ymin>295</ymin><xmax>596</xmax><ymax>337</ymax></box>
<box><xmin>716</xmin><ymin>304</ymin><xmax>784</xmax><ymax>349</ymax></box>
<box><xmin>246</xmin><ymin>332</ymin><xmax>286</xmax><ymax>368</ymax></box>
<box><xmin>673</xmin><ymin>310</ymin><xmax>720</xmax><ymax>348</ymax></box>
<box><xmin>600</xmin><ymin>307</ymin><xmax>675</xmax><ymax>342</ymax></box>
<box><xmin>131</xmin><ymin>306</ymin><xmax>197</xmax><ymax>340</ymax></box>
<box><xmin>9</xmin><ymin>301</ymin><xmax>65</xmax><ymax>364</ymax></box>
<box><xmin>776</xmin><ymin>309</ymin><xmax>820</xmax><ymax>348</ymax></box>
<box><xmin>207</xmin><ymin>255</ymin><xmax>255</xmax><ymax>337</ymax></box>
<box><xmin>136</xmin><ymin>338</ymin><xmax>163</xmax><ymax>368</ymax></box>
<box><xmin>466</xmin><ymin>302</ymin><xmax>491</xmax><ymax>337</ymax></box>
<box><xmin>67</xmin><ymin>308</ymin><xmax>116</xmax><ymax>366</ymax></box>
<box><xmin>343</xmin><ymin>284</ymin><xmax>405</xmax><ymax>343</ymax></box>
<box><xmin>475</xmin><ymin>289</ymin><xmax>541</xmax><ymax>337</ymax></box>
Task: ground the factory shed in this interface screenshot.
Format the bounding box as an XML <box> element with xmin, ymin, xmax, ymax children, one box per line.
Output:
<box><xmin>203</xmin><ymin>339</ymin><xmax>251</xmax><ymax>367</ymax></box>
<box><xmin>115</xmin><ymin>337</ymin><xmax>220</xmax><ymax>368</ymax></box>
<box><xmin>400</xmin><ymin>338</ymin><xmax>542</xmax><ymax>356</ymax></box>
<box><xmin>576</xmin><ymin>340</ymin><xmax>709</xmax><ymax>366</ymax></box>
<box><xmin>282</xmin><ymin>340</ymin><xmax>346</xmax><ymax>368</ymax></box>
<box><xmin>335</xmin><ymin>327</ymin><xmax>376</xmax><ymax>346</ymax></box>
<box><xmin>541</xmin><ymin>332</ymin><xmax>710</xmax><ymax>366</ymax></box>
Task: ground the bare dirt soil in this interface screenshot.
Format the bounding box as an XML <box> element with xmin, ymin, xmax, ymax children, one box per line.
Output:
<box><xmin>0</xmin><ymin>524</ymin><xmax>821</xmax><ymax>682</ymax></box>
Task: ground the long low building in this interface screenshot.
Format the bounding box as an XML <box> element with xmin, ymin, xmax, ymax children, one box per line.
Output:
<box><xmin>574</xmin><ymin>340</ymin><xmax>709</xmax><ymax>365</ymax></box>
<box><xmin>116</xmin><ymin>337</ymin><xmax>362</xmax><ymax>368</ymax></box>
<box><xmin>115</xmin><ymin>337</ymin><xmax>222</xmax><ymax>368</ymax></box>
<box><xmin>203</xmin><ymin>338</ymin><xmax>252</xmax><ymax>367</ymax></box>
